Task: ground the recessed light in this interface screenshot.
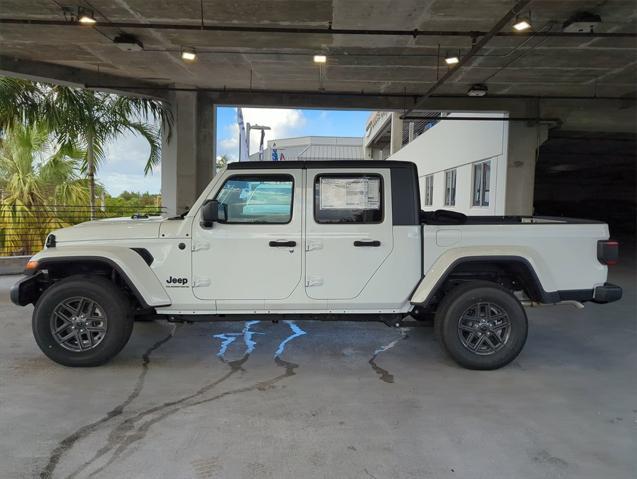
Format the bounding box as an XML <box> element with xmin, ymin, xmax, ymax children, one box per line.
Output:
<box><xmin>445</xmin><ymin>56</ymin><xmax>459</xmax><ymax>65</ymax></box>
<box><xmin>313</xmin><ymin>54</ymin><xmax>327</xmax><ymax>64</ymax></box>
<box><xmin>181</xmin><ymin>48</ymin><xmax>197</xmax><ymax>62</ymax></box>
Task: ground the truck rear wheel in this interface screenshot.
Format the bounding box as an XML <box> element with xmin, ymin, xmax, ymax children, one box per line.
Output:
<box><xmin>32</xmin><ymin>275</ymin><xmax>134</xmax><ymax>367</ymax></box>
<box><xmin>434</xmin><ymin>281</ymin><xmax>528</xmax><ymax>370</ymax></box>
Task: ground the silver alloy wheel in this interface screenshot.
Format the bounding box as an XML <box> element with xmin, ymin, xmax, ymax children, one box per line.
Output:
<box><xmin>50</xmin><ymin>297</ymin><xmax>108</xmax><ymax>352</ymax></box>
<box><xmin>457</xmin><ymin>302</ymin><xmax>511</xmax><ymax>356</ymax></box>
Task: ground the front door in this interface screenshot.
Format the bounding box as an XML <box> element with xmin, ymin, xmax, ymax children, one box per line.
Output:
<box><xmin>304</xmin><ymin>169</ymin><xmax>393</xmax><ymax>300</ymax></box>
<box><xmin>191</xmin><ymin>170</ymin><xmax>303</xmax><ymax>303</ymax></box>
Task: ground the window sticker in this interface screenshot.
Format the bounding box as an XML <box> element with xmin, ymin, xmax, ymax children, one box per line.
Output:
<box><xmin>320</xmin><ymin>177</ymin><xmax>381</xmax><ymax>210</ymax></box>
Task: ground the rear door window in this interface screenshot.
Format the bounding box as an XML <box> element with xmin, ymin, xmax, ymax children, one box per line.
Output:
<box><xmin>314</xmin><ymin>174</ymin><xmax>383</xmax><ymax>224</ymax></box>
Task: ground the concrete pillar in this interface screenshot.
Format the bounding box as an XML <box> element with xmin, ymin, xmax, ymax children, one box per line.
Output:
<box><xmin>505</xmin><ymin>122</ymin><xmax>549</xmax><ymax>216</ymax></box>
<box><xmin>161</xmin><ymin>90</ymin><xmax>216</xmax><ymax>216</ymax></box>
<box><xmin>390</xmin><ymin>112</ymin><xmax>404</xmax><ymax>155</ymax></box>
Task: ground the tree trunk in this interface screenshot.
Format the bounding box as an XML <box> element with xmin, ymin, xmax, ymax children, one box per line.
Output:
<box><xmin>87</xmin><ymin>132</ymin><xmax>95</xmax><ymax>220</ymax></box>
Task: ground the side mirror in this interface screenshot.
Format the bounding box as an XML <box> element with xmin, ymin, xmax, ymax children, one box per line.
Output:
<box><xmin>200</xmin><ymin>200</ymin><xmax>227</xmax><ymax>228</ymax></box>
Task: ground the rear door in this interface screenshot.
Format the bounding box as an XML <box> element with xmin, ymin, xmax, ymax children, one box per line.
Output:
<box><xmin>304</xmin><ymin>168</ymin><xmax>393</xmax><ymax>300</ymax></box>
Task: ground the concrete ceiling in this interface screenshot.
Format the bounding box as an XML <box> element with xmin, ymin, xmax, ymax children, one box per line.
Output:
<box><xmin>0</xmin><ymin>0</ymin><xmax>636</xmax><ymax>100</ymax></box>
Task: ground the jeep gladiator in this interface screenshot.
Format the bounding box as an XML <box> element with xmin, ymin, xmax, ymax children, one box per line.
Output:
<box><xmin>11</xmin><ymin>160</ymin><xmax>622</xmax><ymax>369</ymax></box>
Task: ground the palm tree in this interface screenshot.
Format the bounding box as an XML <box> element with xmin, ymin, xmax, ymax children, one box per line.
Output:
<box><xmin>0</xmin><ymin>78</ymin><xmax>171</xmax><ymax>217</ymax></box>
<box><xmin>216</xmin><ymin>154</ymin><xmax>229</xmax><ymax>170</ymax></box>
<box><xmin>0</xmin><ymin>123</ymin><xmax>90</xmax><ymax>255</ymax></box>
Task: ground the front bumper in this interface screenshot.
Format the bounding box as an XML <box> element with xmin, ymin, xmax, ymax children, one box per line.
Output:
<box><xmin>10</xmin><ymin>272</ymin><xmax>43</xmax><ymax>306</ymax></box>
<box><xmin>592</xmin><ymin>282</ymin><xmax>623</xmax><ymax>304</ymax></box>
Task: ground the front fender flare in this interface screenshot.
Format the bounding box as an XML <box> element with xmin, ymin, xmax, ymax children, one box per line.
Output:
<box><xmin>29</xmin><ymin>246</ymin><xmax>171</xmax><ymax>308</ymax></box>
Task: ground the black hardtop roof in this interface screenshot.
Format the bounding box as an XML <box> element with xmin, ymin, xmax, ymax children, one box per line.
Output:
<box><xmin>227</xmin><ymin>160</ymin><xmax>417</xmax><ymax>171</ymax></box>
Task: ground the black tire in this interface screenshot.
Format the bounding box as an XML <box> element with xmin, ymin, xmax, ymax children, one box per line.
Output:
<box><xmin>32</xmin><ymin>275</ymin><xmax>134</xmax><ymax>367</ymax></box>
<box><xmin>434</xmin><ymin>281</ymin><xmax>528</xmax><ymax>370</ymax></box>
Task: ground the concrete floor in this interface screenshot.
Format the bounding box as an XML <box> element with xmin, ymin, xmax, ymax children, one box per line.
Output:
<box><xmin>0</xmin><ymin>261</ymin><xmax>635</xmax><ymax>479</ymax></box>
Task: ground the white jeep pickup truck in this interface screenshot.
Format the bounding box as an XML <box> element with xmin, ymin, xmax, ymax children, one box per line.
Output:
<box><xmin>11</xmin><ymin>160</ymin><xmax>622</xmax><ymax>370</ymax></box>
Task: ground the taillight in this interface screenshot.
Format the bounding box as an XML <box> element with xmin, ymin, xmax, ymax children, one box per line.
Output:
<box><xmin>597</xmin><ymin>240</ymin><xmax>619</xmax><ymax>265</ymax></box>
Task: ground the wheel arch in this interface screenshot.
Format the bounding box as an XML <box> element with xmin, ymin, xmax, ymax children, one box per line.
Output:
<box><xmin>22</xmin><ymin>248</ymin><xmax>171</xmax><ymax>309</ymax></box>
<box><xmin>411</xmin><ymin>255</ymin><xmax>558</xmax><ymax>308</ymax></box>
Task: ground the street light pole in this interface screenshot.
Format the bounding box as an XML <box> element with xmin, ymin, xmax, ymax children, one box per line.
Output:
<box><xmin>247</xmin><ymin>124</ymin><xmax>271</xmax><ymax>160</ymax></box>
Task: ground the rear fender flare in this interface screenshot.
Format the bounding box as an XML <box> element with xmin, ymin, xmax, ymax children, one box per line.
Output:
<box><xmin>411</xmin><ymin>247</ymin><xmax>556</xmax><ymax>307</ymax></box>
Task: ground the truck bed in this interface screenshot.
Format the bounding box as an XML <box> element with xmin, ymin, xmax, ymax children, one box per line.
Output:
<box><xmin>421</xmin><ymin>215</ymin><xmax>610</xmax><ymax>295</ymax></box>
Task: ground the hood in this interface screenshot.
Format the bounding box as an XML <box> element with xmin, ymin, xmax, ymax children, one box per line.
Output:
<box><xmin>52</xmin><ymin>216</ymin><xmax>166</xmax><ymax>243</ymax></box>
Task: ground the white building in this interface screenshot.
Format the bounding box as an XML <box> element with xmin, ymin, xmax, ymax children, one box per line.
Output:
<box><xmin>364</xmin><ymin>111</ymin><xmax>538</xmax><ymax>216</ymax></box>
<box><xmin>249</xmin><ymin>136</ymin><xmax>364</xmax><ymax>162</ymax></box>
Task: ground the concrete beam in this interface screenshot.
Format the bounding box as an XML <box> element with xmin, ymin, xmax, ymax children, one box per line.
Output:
<box><xmin>203</xmin><ymin>90</ymin><xmax>636</xmax><ymax>133</ymax></box>
<box><xmin>0</xmin><ymin>55</ymin><xmax>167</xmax><ymax>100</ymax></box>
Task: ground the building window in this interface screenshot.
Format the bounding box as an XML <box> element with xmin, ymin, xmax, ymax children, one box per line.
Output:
<box><xmin>314</xmin><ymin>174</ymin><xmax>383</xmax><ymax>224</ymax></box>
<box><xmin>444</xmin><ymin>169</ymin><xmax>456</xmax><ymax>207</ymax></box>
<box><xmin>214</xmin><ymin>175</ymin><xmax>293</xmax><ymax>224</ymax></box>
<box><xmin>472</xmin><ymin>160</ymin><xmax>491</xmax><ymax>207</ymax></box>
<box><xmin>424</xmin><ymin>175</ymin><xmax>434</xmax><ymax>206</ymax></box>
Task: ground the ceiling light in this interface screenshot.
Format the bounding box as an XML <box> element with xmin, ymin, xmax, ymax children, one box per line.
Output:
<box><xmin>78</xmin><ymin>13</ymin><xmax>96</xmax><ymax>24</ymax></box>
<box><xmin>445</xmin><ymin>56</ymin><xmax>459</xmax><ymax>65</ymax></box>
<box><xmin>76</xmin><ymin>6</ymin><xmax>96</xmax><ymax>25</ymax></box>
<box><xmin>467</xmin><ymin>84</ymin><xmax>488</xmax><ymax>97</ymax></box>
<box><xmin>181</xmin><ymin>48</ymin><xmax>197</xmax><ymax>62</ymax></box>
<box><xmin>513</xmin><ymin>17</ymin><xmax>531</xmax><ymax>31</ymax></box>
<box><xmin>313</xmin><ymin>54</ymin><xmax>327</xmax><ymax>64</ymax></box>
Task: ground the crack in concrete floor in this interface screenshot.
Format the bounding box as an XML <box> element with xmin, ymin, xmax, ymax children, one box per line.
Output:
<box><xmin>46</xmin><ymin>321</ymin><xmax>308</xmax><ymax>478</ymax></box>
<box><xmin>368</xmin><ymin>328</ymin><xmax>409</xmax><ymax>383</ymax></box>
<box><xmin>40</xmin><ymin>323</ymin><xmax>178</xmax><ymax>479</ymax></box>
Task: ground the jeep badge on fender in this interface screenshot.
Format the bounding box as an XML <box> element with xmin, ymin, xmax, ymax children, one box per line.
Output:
<box><xmin>166</xmin><ymin>276</ymin><xmax>188</xmax><ymax>287</ymax></box>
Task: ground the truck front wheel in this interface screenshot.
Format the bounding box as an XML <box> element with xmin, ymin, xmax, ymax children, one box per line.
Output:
<box><xmin>32</xmin><ymin>275</ymin><xmax>134</xmax><ymax>367</ymax></box>
<box><xmin>434</xmin><ymin>281</ymin><xmax>528</xmax><ymax>370</ymax></box>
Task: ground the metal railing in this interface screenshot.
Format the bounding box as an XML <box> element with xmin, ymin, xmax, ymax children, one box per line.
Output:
<box><xmin>0</xmin><ymin>203</ymin><xmax>165</xmax><ymax>257</ymax></box>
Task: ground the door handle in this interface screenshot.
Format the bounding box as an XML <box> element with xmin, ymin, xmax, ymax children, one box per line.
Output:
<box><xmin>269</xmin><ymin>240</ymin><xmax>296</xmax><ymax>247</ymax></box>
<box><xmin>354</xmin><ymin>240</ymin><xmax>381</xmax><ymax>247</ymax></box>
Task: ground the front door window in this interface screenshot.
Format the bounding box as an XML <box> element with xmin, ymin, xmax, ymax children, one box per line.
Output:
<box><xmin>215</xmin><ymin>175</ymin><xmax>293</xmax><ymax>224</ymax></box>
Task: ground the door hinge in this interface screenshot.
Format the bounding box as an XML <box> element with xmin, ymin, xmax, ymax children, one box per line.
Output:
<box><xmin>305</xmin><ymin>276</ymin><xmax>324</xmax><ymax>287</ymax></box>
<box><xmin>192</xmin><ymin>241</ymin><xmax>210</xmax><ymax>252</ymax></box>
<box><xmin>306</xmin><ymin>240</ymin><xmax>323</xmax><ymax>252</ymax></box>
<box><xmin>193</xmin><ymin>278</ymin><xmax>211</xmax><ymax>288</ymax></box>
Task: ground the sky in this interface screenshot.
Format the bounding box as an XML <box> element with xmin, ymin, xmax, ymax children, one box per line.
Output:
<box><xmin>99</xmin><ymin>108</ymin><xmax>371</xmax><ymax>196</ymax></box>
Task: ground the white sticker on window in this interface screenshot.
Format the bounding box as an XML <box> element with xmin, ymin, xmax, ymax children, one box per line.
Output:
<box><xmin>320</xmin><ymin>177</ymin><xmax>381</xmax><ymax>210</ymax></box>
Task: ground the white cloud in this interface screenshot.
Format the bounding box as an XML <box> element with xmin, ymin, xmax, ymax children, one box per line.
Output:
<box><xmin>100</xmin><ymin>131</ymin><xmax>160</xmax><ymax>195</ymax></box>
<box><xmin>218</xmin><ymin>108</ymin><xmax>307</xmax><ymax>160</ymax></box>
<box><xmin>220</xmin><ymin>123</ymin><xmax>239</xmax><ymax>151</ymax></box>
